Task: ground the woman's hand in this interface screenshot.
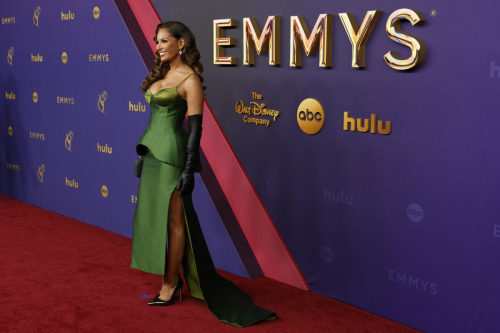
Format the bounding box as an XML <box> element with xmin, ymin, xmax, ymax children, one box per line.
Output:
<box><xmin>176</xmin><ymin>114</ymin><xmax>202</xmax><ymax>196</ymax></box>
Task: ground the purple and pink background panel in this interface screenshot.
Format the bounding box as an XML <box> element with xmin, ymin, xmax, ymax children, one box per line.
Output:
<box><xmin>1</xmin><ymin>0</ymin><xmax>499</xmax><ymax>332</ymax></box>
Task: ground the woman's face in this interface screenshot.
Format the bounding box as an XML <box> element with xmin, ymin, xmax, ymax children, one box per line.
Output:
<box><xmin>155</xmin><ymin>28</ymin><xmax>183</xmax><ymax>62</ymax></box>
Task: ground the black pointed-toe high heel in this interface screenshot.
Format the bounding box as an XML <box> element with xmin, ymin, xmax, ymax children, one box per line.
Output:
<box><xmin>148</xmin><ymin>275</ymin><xmax>184</xmax><ymax>306</ymax></box>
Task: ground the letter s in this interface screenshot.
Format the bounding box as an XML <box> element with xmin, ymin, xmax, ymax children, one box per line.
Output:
<box><xmin>384</xmin><ymin>9</ymin><xmax>427</xmax><ymax>70</ymax></box>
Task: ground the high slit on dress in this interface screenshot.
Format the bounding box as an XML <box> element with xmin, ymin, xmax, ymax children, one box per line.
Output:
<box><xmin>131</xmin><ymin>74</ymin><xmax>276</xmax><ymax>327</ymax></box>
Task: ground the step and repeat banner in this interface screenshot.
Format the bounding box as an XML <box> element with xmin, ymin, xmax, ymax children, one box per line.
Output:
<box><xmin>2</xmin><ymin>0</ymin><xmax>500</xmax><ymax>332</ymax></box>
<box><xmin>148</xmin><ymin>0</ymin><xmax>499</xmax><ymax>332</ymax></box>
<box><xmin>0</xmin><ymin>0</ymin><xmax>251</xmax><ymax>279</ymax></box>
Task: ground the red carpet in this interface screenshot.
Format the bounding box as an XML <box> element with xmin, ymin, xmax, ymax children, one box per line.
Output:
<box><xmin>0</xmin><ymin>195</ymin><xmax>419</xmax><ymax>333</ymax></box>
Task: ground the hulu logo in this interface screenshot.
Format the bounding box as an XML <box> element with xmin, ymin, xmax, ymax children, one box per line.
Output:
<box><xmin>97</xmin><ymin>142</ymin><xmax>112</xmax><ymax>154</ymax></box>
<box><xmin>65</xmin><ymin>177</ymin><xmax>79</xmax><ymax>188</ymax></box>
<box><xmin>129</xmin><ymin>101</ymin><xmax>146</xmax><ymax>112</ymax></box>
<box><xmin>343</xmin><ymin>112</ymin><xmax>391</xmax><ymax>135</ymax></box>
<box><xmin>61</xmin><ymin>11</ymin><xmax>74</xmax><ymax>20</ymax></box>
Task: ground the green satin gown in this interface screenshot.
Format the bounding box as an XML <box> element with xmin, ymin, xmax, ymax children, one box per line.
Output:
<box><xmin>131</xmin><ymin>74</ymin><xmax>276</xmax><ymax>327</ymax></box>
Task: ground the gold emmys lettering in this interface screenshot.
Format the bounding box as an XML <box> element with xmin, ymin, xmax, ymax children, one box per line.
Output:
<box><xmin>214</xmin><ymin>9</ymin><xmax>426</xmax><ymax>70</ymax></box>
<box><xmin>2</xmin><ymin>17</ymin><xmax>16</xmax><ymax>24</ymax></box>
<box><xmin>89</xmin><ymin>54</ymin><xmax>109</xmax><ymax>62</ymax></box>
<box><xmin>57</xmin><ymin>96</ymin><xmax>74</xmax><ymax>104</ymax></box>
<box><xmin>6</xmin><ymin>163</ymin><xmax>21</xmax><ymax>172</ymax></box>
<box><xmin>29</xmin><ymin>132</ymin><xmax>45</xmax><ymax>140</ymax></box>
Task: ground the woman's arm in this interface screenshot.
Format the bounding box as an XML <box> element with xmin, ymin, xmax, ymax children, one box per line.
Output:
<box><xmin>176</xmin><ymin>75</ymin><xmax>204</xmax><ymax>195</ymax></box>
<box><xmin>183</xmin><ymin>75</ymin><xmax>204</xmax><ymax>116</ymax></box>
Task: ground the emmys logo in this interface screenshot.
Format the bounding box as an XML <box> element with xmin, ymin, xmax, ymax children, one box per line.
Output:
<box><xmin>2</xmin><ymin>17</ymin><xmax>15</xmax><ymax>24</ymax></box>
<box><xmin>7</xmin><ymin>47</ymin><xmax>14</xmax><ymax>66</ymax></box>
<box><xmin>388</xmin><ymin>270</ymin><xmax>437</xmax><ymax>295</ymax></box>
<box><xmin>297</xmin><ymin>98</ymin><xmax>324</xmax><ymax>135</ymax></box>
<box><xmin>65</xmin><ymin>131</ymin><xmax>74</xmax><ymax>151</ymax></box>
<box><xmin>97</xmin><ymin>143</ymin><xmax>112</xmax><ymax>154</ymax></box>
<box><xmin>131</xmin><ymin>195</ymin><xmax>138</xmax><ymax>204</ymax></box>
<box><xmin>6</xmin><ymin>163</ymin><xmax>21</xmax><ymax>172</ymax></box>
<box><xmin>89</xmin><ymin>54</ymin><xmax>109</xmax><ymax>62</ymax></box>
<box><xmin>65</xmin><ymin>177</ymin><xmax>79</xmax><ymax>188</ymax></box>
<box><xmin>61</xmin><ymin>11</ymin><xmax>75</xmax><ymax>20</ymax></box>
<box><xmin>8</xmin><ymin>126</ymin><xmax>13</xmax><ymax>136</ymax></box>
<box><xmin>98</xmin><ymin>91</ymin><xmax>107</xmax><ymax>114</ymax></box>
<box><xmin>101</xmin><ymin>185</ymin><xmax>108</xmax><ymax>198</ymax></box>
<box><xmin>129</xmin><ymin>101</ymin><xmax>146</xmax><ymax>112</ymax></box>
<box><xmin>33</xmin><ymin>6</ymin><xmax>41</xmax><ymax>27</ymax></box>
<box><xmin>31</xmin><ymin>53</ymin><xmax>43</xmax><ymax>62</ymax></box>
<box><xmin>57</xmin><ymin>96</ymin><xmax>75</xmax><ymax>105</ymax></box>
<box><xmin>30</xmin><ymin>132</ymin><xmax>45</xmax><ymax>140</ymax></box>
<box><xmin>5</xmin><ymin>92</ymin><xmax>16</xmax><ymax>99</ymax></box>
<box><xmin>343</xmin><ymin>112</ymin><xmax>391</xmax><ymax>135</ymax></box>
<box><xmin>61</xmin><ymin>52</ymin><xmax>68</xmax><ymax>64</ymax></box>
<box><xmin>33</xmin><ymin>92</ymin><xmax>38</xmax><ymax>103</ymax></box>
<box><xmin>38</xmin><ymin>164</ymin><xmax>45</xmax><ymax>183</ymax></box>
<box><xmin>93</xmin><ymin>7</ymin><xmax>100</xmax><ymax>19</ymax></box>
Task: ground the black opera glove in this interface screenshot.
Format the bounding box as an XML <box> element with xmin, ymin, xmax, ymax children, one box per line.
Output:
<box><xmin>176</xmin><ymin>114</ymin><xmax>203</xmax><ymax>196</ymax></box>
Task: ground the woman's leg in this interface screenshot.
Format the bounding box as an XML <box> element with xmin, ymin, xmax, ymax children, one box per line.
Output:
<box><xmin>159</xmin><ymin>189</ymin><xmax>185</xmax><ymax>301</ymax></box>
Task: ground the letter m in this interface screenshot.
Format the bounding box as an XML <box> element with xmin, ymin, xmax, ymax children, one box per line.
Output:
<box><xmin>243</xmin><ymin>16</ymin><xmax>281</xmax><ymax>65</ymax></box>
<box><xmin>290</xmin><ymin>14</ymin><xmax>333</xmax><ymax>67</ymax></box>
<box><xmin>409</xmin><ymin>276</ymin><xmax>418</xmax><ymax>288</ymax></box>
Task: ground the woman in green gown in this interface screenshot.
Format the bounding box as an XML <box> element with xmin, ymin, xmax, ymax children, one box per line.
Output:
<box><xmin>130</xmin><ymin>21</ymin><xmax>276</xmax><ymax>327</ymax></box>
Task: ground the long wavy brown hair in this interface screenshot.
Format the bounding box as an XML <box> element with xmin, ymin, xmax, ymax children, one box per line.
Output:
<box><xmin>140</xmin><ymin>21</ymin><xmax>205</xmax><ymax>91</ymax></box>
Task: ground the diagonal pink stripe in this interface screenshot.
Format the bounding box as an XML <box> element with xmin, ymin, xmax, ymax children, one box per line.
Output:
<box><xmin>126</xmin><ymin>0</ymin><xmax>308</xmax><ymax>290</ymax></box>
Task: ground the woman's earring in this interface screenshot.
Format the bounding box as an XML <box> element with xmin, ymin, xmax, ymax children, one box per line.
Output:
<box><xmin>179</xmin><ymin>49</ymin><xmax>183</xmax><ymax>55</ymax></box>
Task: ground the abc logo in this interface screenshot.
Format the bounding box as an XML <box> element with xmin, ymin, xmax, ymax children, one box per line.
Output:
<box><xmin>101</xmin><ymin>185</ymin><xmax>108</xmax><ymax>198</ymax></box>
<box><xmin>93</xmin><ymin>7</ymin><xmax>100</xmax><ymax>19</ymax></box>
<box><xmin>8</xmin><ymin>126</ymin><xmax>13</xmax><ymax>136</ymax></box>
<box><xmin>33</xmin><ymin>92</ymin><xmax>38</xmax><ymax>103</ymax></box>
<box><xmin>297</xmin><ymin>98</ymin><xmax>325</xmax><ymax>135</ymax></box>
<box><xmin>61</xmin><ymin>52</ymin><xmax>68</xmax><ymax>64</ymax></box>
<box><xmin>407</xmin><ymin>203</ymin><xmax>423</xmax><ymax>222</ymax></box>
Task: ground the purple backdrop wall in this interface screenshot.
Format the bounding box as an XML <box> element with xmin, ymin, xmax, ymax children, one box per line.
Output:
<box><xmin>1</xmin><ymin>0</ymin><xmax>499</xmax><ymax>332</ymax></box>
<box><xmin>150</xmin><ymin>0</ymin><xmax>500</xmax><ymax>332</ymax></box>
<box><xmin>0</xmin><ymin>0</ymin><xmax>249</xmax><ymax>278</ymax></box>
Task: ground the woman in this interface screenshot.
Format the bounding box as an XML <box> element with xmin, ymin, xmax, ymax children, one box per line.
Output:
<box><xmin>131</xmin><ymin>21</ymin><xmax>276</xmax><ymax>327</ymax></box>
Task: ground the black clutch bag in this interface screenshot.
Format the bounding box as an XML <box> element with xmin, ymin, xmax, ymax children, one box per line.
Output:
<box><xmin>134</xmin><ymin>156</ymin><xmax>144</xmax><ymax>177</ymax></box>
